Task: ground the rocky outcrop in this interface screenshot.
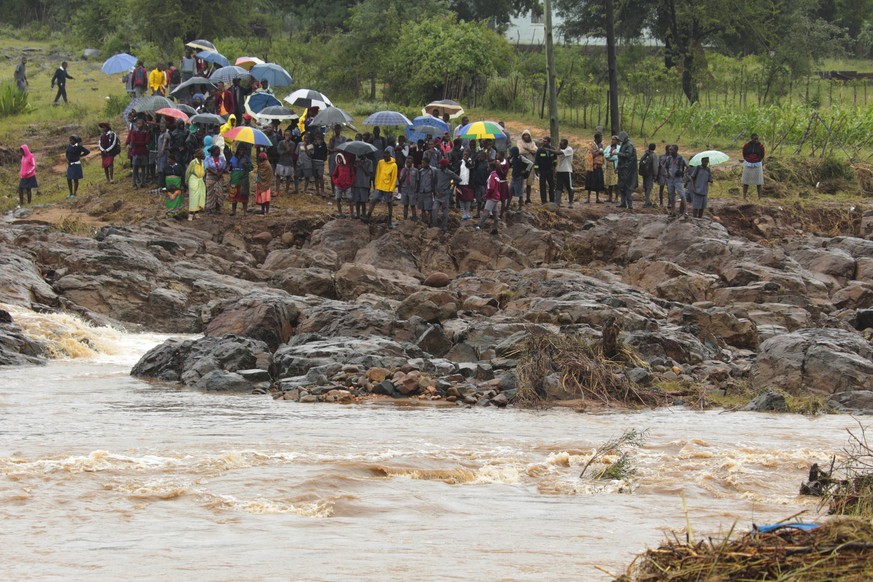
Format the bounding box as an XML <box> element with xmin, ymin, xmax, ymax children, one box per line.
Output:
<box><xmin>752</xmin><ymin>329</ymin><xmax>873</xmax><ymax>395</ymax></box>
<box><xmin>0</xmin><ymin>309</ymin><xmax>45</xmax><ymax>366</ymax></box>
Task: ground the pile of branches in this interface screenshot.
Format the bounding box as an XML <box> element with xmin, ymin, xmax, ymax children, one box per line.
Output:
<box><xmin>513</xmin><ymin>325</ymin><xmax>668</xmax><ymax>409</ymax></box>
<box><xmin>805</xmin><ymin>422</ymin><xmax>873</xmax><ymax>518</ymax></box>
<box><xmin>616</xmin><ymin>519</ymin><xmax>873</xmax><ymax>582</ymax></box>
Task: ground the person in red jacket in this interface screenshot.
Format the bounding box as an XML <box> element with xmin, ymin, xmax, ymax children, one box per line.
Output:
<box><xmin>741</xmin><ymin>133</ymin><xmax>765</xmax><ymax>200</ymax></box>
<box><xmin>127</xmin><ymin>117</ymin><xmax>151</xmax><ymax>188</ymax></box>
<box><xmin>476</xmin><ymin>161</ymin><xmax>501</xmax><ymax>235</ymax></box>
<box><xmin>331</xmin><ymin>153</ymin><xmax>355</xmax><ymax>218</ymax></box>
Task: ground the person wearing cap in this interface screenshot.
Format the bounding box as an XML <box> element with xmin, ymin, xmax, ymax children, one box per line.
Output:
<box><xmin>65</xmin><ymin>135</ymin><xmax>90</xmax><ymax>198</ymax></box>
<box><xmin>616</xmin><ymin>131</ymin><xmax>638</xmax><ymax>210</ymax></box>
<box><xmin>366</xmin><ymin>149</ymin><xmax>399</xmax><ymax>228</ymax></box>
<box><xmin>434</xmin><ymin>158</ymin><xmax>462</xmax><ymax>232</ymax></box>
<box><xmin>98</xmin><ymin>122</ymin><xmax>119</xmax><ymax>183</ymax></box>
<box><xmin>534</xmin><ymin>136</ymin><xmax>557</xmax><ymax>204</ymax></box>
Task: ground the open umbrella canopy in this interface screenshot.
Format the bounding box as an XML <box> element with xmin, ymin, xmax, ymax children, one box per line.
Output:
<box><xmin>309</xmin><ymin>107</ymin><xmax>354</xmax><ymax>127</ymax></box>
<box><xmin>406</xmin><ymin>115</ymin><xmax>450</xmax><ymax>142</ymax></box>
<box><xmin>170</xmin><ymin>76</ymin><xmax>215</xmax><ymax>96</ymax></box>
<box><xmin>256</xmin><ymin>105</ymin><xmax>299</xmax><ymax>122</ymax></box>
<box><xmin>284</xmin><ymin>88</ymin><xmax>332</xmax><ymax>109</ymax></box>
<box><xmin>132</xmin><ymin>95</ymin><xmax>175</xmax><ymax>113</ymax></box>
<box><xmin>175</xmin><ymin>104</ymin><xmax>197</xmax><ymax>116</ymax></box>
<box><xmin>363</xmin><ymin>111</ymin><xmax>412</xmax><ymax>126</ymax></box>
<box><xmin>209</xmin><ymin>65</ymin><xmax>251</xmax><ymax>84</ymax></box>
<box><xmin>423</xmin><ymin>99</ymin><xmax>464</xmax><ymax>119</ymax></box>
<box><xmin>223</xmin><ymin>126</ymin><xmax>273</xmax><ymax>146</ymax></box>
<box><xmin>197</xmin><ymin>50</ymin><xmax>230</xmax><ymax>67</ymax></box>
<box><xmin>235</xmin><ymin>56</ymin><xmax>264</xmax><ymax>70</ymax></box>
<box><xmin>689</xmin><ymin>150</ymin><xmax>730</xmax><ymax>166</ymax></box>
<box><xmin>189</xmin><ymin>113</ymin><xmax>226</xmax><ymax>126</ymax></box>
<box><xmin>337</xmin><ymin>140</ymin><xmax>378</xmax><ymax>157</ymax></box>
<box><xmin>186</xmin><ymin>39</ymin><xmax>215</xmax><ymax>51</ymax></box>
<box><xmin>244</xmin><ymin>92</ymin><xmax>283</xmax><ymax>117</ymax></box>
<box><xmin>250</xmin><ymin>63</ymin><xmax>293</xmax><ymax>87</ymax></box>
<box><xmin>456</xmin><ymin>121</ymin><xmax>505</xmax><ymax>140</ymax></box>
<box><xmin>101</xmin><ymin>53</ymin><xmax>137</xmax><ymax>75</ymax></box>
<box><xmin>155</xmin><ymin>107</ymin><xmax>189</xmax><ymax>122</ymax></box>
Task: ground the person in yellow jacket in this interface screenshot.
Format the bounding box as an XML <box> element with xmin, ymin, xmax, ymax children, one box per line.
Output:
<box><xmin>149</xmin><ymin>64</ymin><xmax>166</xmax><ymax>95</ymax></box>
<box><xmin>366</xmin><ymin>148</ymin><xmax>398</xmax><ymax>228</ymax></box>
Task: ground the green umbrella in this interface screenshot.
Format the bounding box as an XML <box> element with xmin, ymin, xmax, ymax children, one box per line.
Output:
<box><xmin>689</xmin><ymin>150</ymin><xmax>729</xmax><ymax>166</ymax></box>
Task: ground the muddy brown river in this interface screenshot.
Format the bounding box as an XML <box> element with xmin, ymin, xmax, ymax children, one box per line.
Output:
<box><xmin>0</xmin><ymin>312</ymin><xmax>857</xmax><ymax>580</ymax></box>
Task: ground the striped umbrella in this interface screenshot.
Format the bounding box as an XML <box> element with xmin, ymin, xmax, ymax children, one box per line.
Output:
<box><xmin>284</xmin><ymin>88</ymin><xmax>332</xmax><ymax>109</ymax></box>
<box><xmin>456</xmin><ymin>121</ymin><xmax>506</xmax><ymax>140</ymax></box>
<box><xmin>363</xmin><ymin>111</ymin><xmax>412</xmax><ymax>126</ymax></box>
<box><xmin>235</xmin><ymin>56</ymin><xmax>265</xmax><ymax>70</ymax></box>
<box><xmin>209</xmin><ymin>66</ymin><xmax>251</xmax><ymax>84</ymax></box>
<box><xmin>424</xmin><ymin>99</ymin><xmax>464</xmax><ymax>119</ymax></box>
<box><xmin>222</xmin><ymin>126</ymin><xmax>274</xmax><ymax>147</ymax></box>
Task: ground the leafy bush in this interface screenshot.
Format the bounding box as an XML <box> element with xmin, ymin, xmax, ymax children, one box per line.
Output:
<box><xmin>104</xmin><ymin>94</ymin><xmax>129</xmax><ymax>118</ymax></box>
<box><xmin>0</xmin><ymin>82</ymin><xmax>29</xmax><ymax>117</ymax></box>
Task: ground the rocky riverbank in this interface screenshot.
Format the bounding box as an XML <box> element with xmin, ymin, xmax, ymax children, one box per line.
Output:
<box><xmin>2</xmin><ymin>203</ymin><xmax>873</xmax><ymax>411</ymax></box>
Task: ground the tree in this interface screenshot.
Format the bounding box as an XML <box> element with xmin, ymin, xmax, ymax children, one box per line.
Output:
<box><xmin>449</xmin><ymin>0</ymin><xmax>540</xmax><ymax>28</ymax></box>
<box><xmin>387</xmin><ymin>15</ymin><xmax>513</xmax><ymax>104</ymax></box>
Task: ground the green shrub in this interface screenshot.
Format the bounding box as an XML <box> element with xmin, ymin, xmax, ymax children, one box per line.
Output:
<box><xmin>0</xmin><ymin>82</ymin><xmax>29</xmax><ymax>117</ymax></box>
<box><xmin>104</xmin><ymin>94</ymin><xmax>129</xmax><ymax>118</ymax></box>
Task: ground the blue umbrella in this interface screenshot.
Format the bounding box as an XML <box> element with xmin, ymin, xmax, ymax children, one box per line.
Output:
<box><xmin>250</xmin><ymin>63</ymin><xmax>293</xmax><ymax>87</ymax></box>
<box><xmin>101</xmin><ymin>53</ymin><xmax>137</xmax><ymax>75</ymax></box>
<box><xmin>406</xmin><ymin>115</ymin><xmax>449</xmax><ymax>142</ymax></box>
<box><xmin>197</xmin><ymin>50</ymin><xmax>230</xmax><ymax>67</ymax></box>
<box><xmin>209</xmin><ymin>65</ymin><xmax>251</xmax><ymax>84</ymax></box>
<box><xmin>244</xmin><ymin>92</ymin><xmax>282</xmax><ymax>115</ymax></box>
<box><xmin>363</xmin><ymin>111</ymin><xmax>412</xmax><ymax>126</ymax></box>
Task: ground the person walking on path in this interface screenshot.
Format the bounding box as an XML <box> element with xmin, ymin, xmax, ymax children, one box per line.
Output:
<box><xmin>742</xmin><ymin>133</ymin><xmax>765</xmax><ymax>199</ymax></box>
<box><xmin>185</xmin><ymin>149</ymin><xmax>206</xmax><ymax>221</ymax></box>
<box><xmin>98</xmin><ymin>122</ymin><xmax>119</xmax><ymax>183</ymax></box>
<box><xmin>14</xmin><ymin>56</ymin><xmax>27</xmax><ymax>92</ymax></box>
<box><xmin>18</xmin><ymin>144</ymin><xmax>37</xmax><ymax>207</ymax></box>
<box><xmin>585</xmin><ymin>133</ymin><xmax>605</xmax><ymax>203</ymax></box>
<box><xmin>65</xmin><ymin>135</ymin><xmax>89</xmax><ymax>198</ymax></box>
<box><xmin>688</xmin><ymin>157</ymin><xmax>713</xmax><ymax>218</ymax></box>
<box><xmin>638</xmin><ymin>143</ymin><xmax>659</xmax><ymax>208</ymax></box>
<box><xmin>366</xmin><ymin>150</ymin><xmax>398</xmax><ymax>228</ymax></box>
<box><xmin>51</xmin><ymin>62</ymin><xmax>73</xmax><ymax>104</ymax></box>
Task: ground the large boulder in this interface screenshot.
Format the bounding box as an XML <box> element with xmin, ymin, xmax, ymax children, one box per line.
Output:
<box><xmin>131</xmin><ymin>335</ymin><xmax>272</xmax><ymax>387</ymax></box>
<box><xmin>205</xmin><ymin>290</ymin><xmax>302</xmax><ymax>350</ymax></box>
<box><xmin>752</xmin><ymin>328</ymin><xmax>873</xmax><ymax>395</ymax></box>
<box><xmin>273</xmin><ymin>334</ymin><xmax>422</xmax><ymax>379</ymax></box>
<box><xmin>334</xmin><ymin>263</ymin><xmax>421</xmax><ymax>300</ymax></box>
<box><xmin>0</xmin><ymin>310</ymin><xmax>45</xmax><ymax>366</ymax></box>
<box><xmin>271</xmin><ymin>267</ymin><xmax>336</xmax><ymax>299</ymax></box>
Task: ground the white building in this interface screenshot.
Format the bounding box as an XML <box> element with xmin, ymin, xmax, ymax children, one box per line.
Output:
<box><xmin>504</xmin><ymin>10</ymin><xmax>662</xmax><ymax>48</ymax></box>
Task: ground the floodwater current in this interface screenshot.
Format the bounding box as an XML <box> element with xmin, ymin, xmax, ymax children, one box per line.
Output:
<box><xmin>0</xmin><ymin>311</ymin><xmax>860</xmax><ymax>580</ymax></box>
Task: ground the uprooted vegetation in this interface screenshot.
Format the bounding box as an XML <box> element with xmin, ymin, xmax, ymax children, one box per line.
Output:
<box><xmin>615</xmin><ymin>518</ymin><xmax>873</xmax><ymax>582</ymax></box>
<box><xmin>513</xmin><ymin>325</ymin><xmax>669</xmax><ymax>409</ymax></box>
<box><xmin>803</xmin><ymin>422</ymin><xmax>873</xmax><ymax>519</ymax></box>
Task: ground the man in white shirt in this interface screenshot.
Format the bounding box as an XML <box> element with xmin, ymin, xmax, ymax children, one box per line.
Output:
<box><xmin>555</xmin><ymin>138</ymin><xmax>574</xmax><ymax>207</ymax></box>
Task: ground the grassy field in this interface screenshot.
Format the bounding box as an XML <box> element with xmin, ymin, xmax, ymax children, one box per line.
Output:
<box><xmin>1</xmin><ymin>40</ymin><xmax>870</xmax><ymax>216</ymax></box>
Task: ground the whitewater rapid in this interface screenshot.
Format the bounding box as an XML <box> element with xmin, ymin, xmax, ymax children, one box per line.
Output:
<box><xmin>0</xmin><ymin>309</ymin><xmax>857</xmax><ymax>580</ymax></box>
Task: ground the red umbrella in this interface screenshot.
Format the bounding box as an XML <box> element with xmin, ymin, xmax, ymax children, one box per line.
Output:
<box><xmin>156</xmin><ymin>107</ymin><xmax>190</xmax><ymax>123</ymax></box>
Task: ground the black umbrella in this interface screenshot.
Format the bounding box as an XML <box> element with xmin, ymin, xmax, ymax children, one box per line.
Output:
<box><xmin>175</xmin><ymin>104</ymin><xmax>197</xmax><ymax>116</ymax></box>
<box><xmin>337</xmin><ymin>140</ymin><xmax>378</xmax><ymax>157</ymax></box>
<box><xmin>189</xmin><ymin>113</ymin><xmax>225</xmax><ymax>126</ymax></box>
<box><xmin>133</xmin><ymin>96</ymin><xmax>175</xmax><ymax>113</ymax></box>
<box><xmin>170</xmin><ymin>76</ymin><xmax>216</xmax><ymax>96</ymax></box>
<box><xmin>309</xmin><ymin>107</ymin><xmax>354</xmax><ymax>127</ymax></box>
<box><xmin>284</xmin><ymin>88</ymin><xmax>332</xmax><ymax>109</ymax></box>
